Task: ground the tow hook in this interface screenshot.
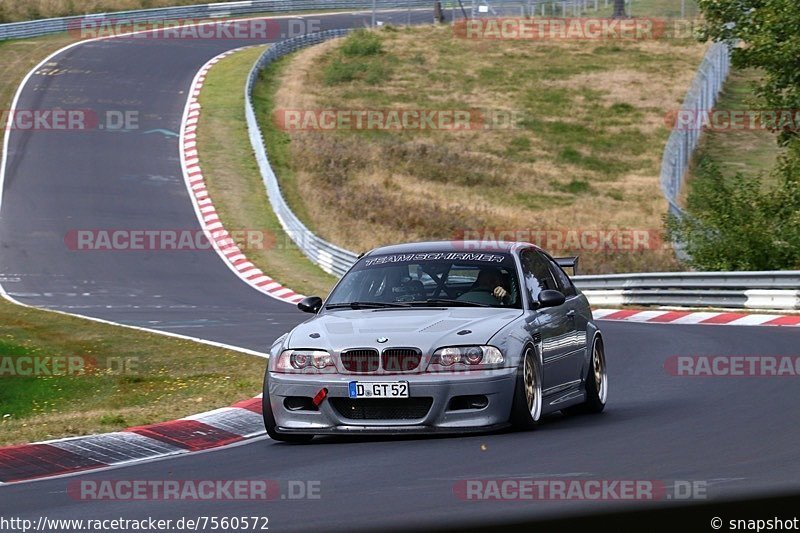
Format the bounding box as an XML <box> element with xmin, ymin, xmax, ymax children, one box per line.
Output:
<box><xmin>312</xmin><ymin>387</ymin><xmax>328</xmax><ymax>407</ymax></box>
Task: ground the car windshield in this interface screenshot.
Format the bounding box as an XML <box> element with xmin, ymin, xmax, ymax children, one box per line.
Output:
<box><xmin>326</xmin><ymin>251</ymin><xmax>522</xmax><ymax>309</ymax></box>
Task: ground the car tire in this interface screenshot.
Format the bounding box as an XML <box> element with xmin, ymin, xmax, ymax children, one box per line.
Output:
<box><xmin>262</xmin><ymin>370</ymin><xmax>314</xmax><ymax>443</ymax></box>
<box><xmin>510</xmin><ymin>346</ymin><xmax>542</xmax><ymax>430</ymax></box>
<box><xmin>563</xmin><ymin>334</ymin><xmax>607</xmax><ymax>415</ymax></box>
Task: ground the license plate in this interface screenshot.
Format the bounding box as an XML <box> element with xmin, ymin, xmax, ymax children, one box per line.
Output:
<box><xmin>348</xmin><ymin>381</ymin><xmax>409</xmax><ymax>399</ymax></box>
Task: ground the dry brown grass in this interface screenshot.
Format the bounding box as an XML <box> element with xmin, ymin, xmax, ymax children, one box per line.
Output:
<box><xmin>263</xmin><ymin>25</ymin><xmax>707</xmax><ymax>273</ymax></box>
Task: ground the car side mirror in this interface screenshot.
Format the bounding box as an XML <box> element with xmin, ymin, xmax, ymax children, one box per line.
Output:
<box><xmin>297</xmin><ymin>296</ymin><xmax>323</xmax><ymax>314</ymax></box>
<box><xmin>537</xmin><ymin>289</ymin><xmax>565</xmax><ymax>308</ymax></box>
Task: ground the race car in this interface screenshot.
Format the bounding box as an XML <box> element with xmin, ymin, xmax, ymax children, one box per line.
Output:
<box><xmin>262</xmin><ymin>240</ymin><xmax>607</xmax><ymax>442</ymax></box>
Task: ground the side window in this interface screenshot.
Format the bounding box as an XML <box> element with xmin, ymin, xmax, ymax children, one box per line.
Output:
<box><xmin>519</xmin><ymin>249</ymin><xmax>558</xmax><ymax>303</ymax></box>
<box><xmin>546</xmin><ymin>257</ymin><xmax>577</xmax><ymax>297</ymax></box>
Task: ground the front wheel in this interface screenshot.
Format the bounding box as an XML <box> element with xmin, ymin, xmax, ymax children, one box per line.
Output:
<box><xmin>563</xmin><ymin>335</ymin><xmax>607</xmax><ymax>415</ymax></box>
<box><xmin>510</xmin><ymin>346</ymin><xmax>542</xmax><ymax>430</ymax></box>
<box><xmin>262</xmin><ymin>371</ymin><xmax>314</xmax><ymax>443</ymax></box>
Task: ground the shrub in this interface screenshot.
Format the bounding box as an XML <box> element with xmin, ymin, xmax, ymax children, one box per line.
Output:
<box><xmin>340</xmin><ymin>29</ymin><xmax>383</xmax><ymax>57</ymax></box>
<box><xmin>666</xmin><ymin>141</ymin><xmax>800</xmax><ymax>270</ymax></box>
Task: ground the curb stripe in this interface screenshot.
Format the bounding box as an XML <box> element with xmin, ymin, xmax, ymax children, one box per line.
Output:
<box><xmin>231</xmin><ymin>397</ymin><xmax>263</xmax><ymax>414</ymax></box>
<box><xmin>128</xmin><ymin>420</ymin><xmax>243</xmax><ymax>451</ymax></box>
<box><xmin>698</xmin><ymin>312</ymin><xmax>748</xmax><ymax>325</ymax></box>
<box><xmin>595</xmin><ymin>308</ymin><xmax>800</xmax><ymax>327</ymax></box>
<box><xmin>0</xmin><ymin>397</ymin><xmax>266</xmax><ymax>484</ymax></box>
<box><xmin>177</xmin><ymin>50</ymin><xmax>306</xmax><ymax>305</ymax></box>
<box><xmin>0</xmin><ymin>444</ymin><xmax>106</xmax><ymax>483</ymax></box>
<box><xmin>764</xmin><ymin>315</ymin><xmax>800</xmax><ymax>326</ymax></box>
<box><xmin>598</xmin><ymin>309</ymin><xmax>640</xmax><ymax>321</ymax></box>
<box><xmin>647</xmin><ymin>311</ymin><xmax>691</xmax><ymax>323</ymax></box>
<box><xmin>48</xmin><ymin>433</ymin><xmax>184</xmax><ymax>466</ymax></box>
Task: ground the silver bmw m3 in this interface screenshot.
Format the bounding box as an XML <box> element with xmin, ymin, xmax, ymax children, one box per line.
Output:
<box><xmin>262</xmin><ymin>241</ymin><xmax>607</xmax><ymax>442</ymax></box>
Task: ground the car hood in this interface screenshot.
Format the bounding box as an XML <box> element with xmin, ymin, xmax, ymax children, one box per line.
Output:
<box><xmin>287</xmin><ymin>307</ymin><xmax>523</xmax><ymax>353</ymax></box>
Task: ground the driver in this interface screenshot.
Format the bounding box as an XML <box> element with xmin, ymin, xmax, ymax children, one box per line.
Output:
<box><xmin>457</xmin><ymin>267</ymin><xmax>511</xmax><ymax>305</ymax></box>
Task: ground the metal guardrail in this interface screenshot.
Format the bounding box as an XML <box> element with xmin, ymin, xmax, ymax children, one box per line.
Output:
<box><xmin>245</xmin><ymin>29</ymin><xmax>361</xmax><ymax>278</ymax></box>
<box><xmin>0</xmin><ymin>0</ymin><xmax>433</xmax><ymax>41</ymax></box>
<box><xmin>0</xmin><ymin>0</ymin><xmax>656</xmax><ymax>41</ymax></box>
<box><xmin>574</xmin><ymin>272</ymin><xmax>800</xmax><ymax>310</ymax></box>
<box><xmin>573</xmin><ymin>271</ymin><xmax>800</xmax><ymax>290</ymax></box>
<box><xmin>579</xmin><ymin>288</ymin><xmax>800</xmax><ymax>310</ymax></box>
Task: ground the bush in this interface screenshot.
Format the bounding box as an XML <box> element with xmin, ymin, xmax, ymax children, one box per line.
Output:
<box><xmin>666</xmin><ymin>141</ymin><xmax>800</xmax><ymax>270</ymax></box>
<box><xmin>340</xmin><ymin>29</ymin><xmax>383</xmax><ymax>57</ymax></box>
<box><xmin>323</xmin><ymin>30</ymin><xmax>392</xmax><ymax>86</ymax></box>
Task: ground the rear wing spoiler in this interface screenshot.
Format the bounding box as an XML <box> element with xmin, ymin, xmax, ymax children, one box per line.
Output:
<box><xmin>555</xmin><ymin>256</ymin><xmax>579</xmax><ymax>276</ymax></box>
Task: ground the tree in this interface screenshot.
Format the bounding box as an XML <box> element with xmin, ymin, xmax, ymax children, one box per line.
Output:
<box><xmin>666</xmin><ymin>141</ymin><xmax>800</xmax><ymax>270</ymax></box>
<box><xmin>698</xmin><ymin>0</ymin><xmax>800</xmax><ymax>143</ymax></box>
<box><xmin>669</xmin><ymin>0</ymin><xmax>800</xmax><ymax>271</ymax></box>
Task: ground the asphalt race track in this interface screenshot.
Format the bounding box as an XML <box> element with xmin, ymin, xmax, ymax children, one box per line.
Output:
<box><xmin>0</xmin><ymin>10</ymin><xmax>434</xmax><ymax>352</ymax></box>
<box><xmin>1</xmin><ymin>11</ymin><xmax>799</xmax><ymax>531</ymax></box>
<box><xmin>1</xmin><ymin>322</ymin><xmax>800</xmax><ymax>529</ymax></box>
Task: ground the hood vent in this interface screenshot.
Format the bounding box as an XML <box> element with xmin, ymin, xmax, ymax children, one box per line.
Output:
<box><xmin>418</xmin><ymin>320</ymin><xmax>469</xmax><ymax>333</ymax></box>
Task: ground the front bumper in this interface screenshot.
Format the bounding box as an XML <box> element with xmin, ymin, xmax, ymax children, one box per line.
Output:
<box><xmin>268</xmin><ymin>367</ymin><xmax>517</xmax><ymax>435</ymax></box>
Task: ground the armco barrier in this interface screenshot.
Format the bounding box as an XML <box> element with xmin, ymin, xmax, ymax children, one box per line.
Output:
<box><xmin>576</xmin><ymin>272</ymin><xmax>800</xmax><ymax>310</ymax></box>
<box><xmin>0</xmin><ymin>0</ymin><xmax>623</xmax><ymax>41</ymax></box>
<box><xmin>0</xmin><ymin>0</ymin><xmax>434</xmax><ymax>41</ymax></box>
<box><xmin>245</xmin><ymin>29</ymin><xmax>361</xmax><ymax>278</ymax></box>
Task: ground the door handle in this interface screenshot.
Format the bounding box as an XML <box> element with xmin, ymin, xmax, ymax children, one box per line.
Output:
<box><xmin>566</xmin><ymin>310</ymin><xmax>576</xmax><ymax>318</ymax></box>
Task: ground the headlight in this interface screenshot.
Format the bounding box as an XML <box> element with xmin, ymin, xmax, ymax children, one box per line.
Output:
<box><xmin>272</xmin><ymin>349</ymin><xmax>336</xmax><ymax>373</ymax></box>
<box><xmin>428</xmin><ymin>346</ymin><xmax>504</xmax><ymax>371</ymax></box>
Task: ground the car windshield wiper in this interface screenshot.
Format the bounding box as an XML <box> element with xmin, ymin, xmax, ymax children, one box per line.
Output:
<box><xmin>325</xmin><ymin>301</ymin><xmax>412</xmax><ymax>309</ymax></box>
<box><xmin>420</xmin><ymin>298</ymin><xmax>491</xmax><ymax>308</ymax></box>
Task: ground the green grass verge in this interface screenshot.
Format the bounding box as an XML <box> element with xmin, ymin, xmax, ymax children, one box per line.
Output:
<box><xmin>249</xmin><ymin>55</ymin><xmax>317</xmax><ymax>233</ymax></box>
<box><xmin>688</xmin><ymin>68</ymin><xmax>785</xmax><ymax>191</ymax></box>
<box><xmin>196</xmin><ymin>46</ymin><xmax>337</xmax><ymax>298</ymax></box>
<box><xmin>0</xmin><ymin>297</ymin><xmax>266</xmax><ymax>446</ymax></box>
